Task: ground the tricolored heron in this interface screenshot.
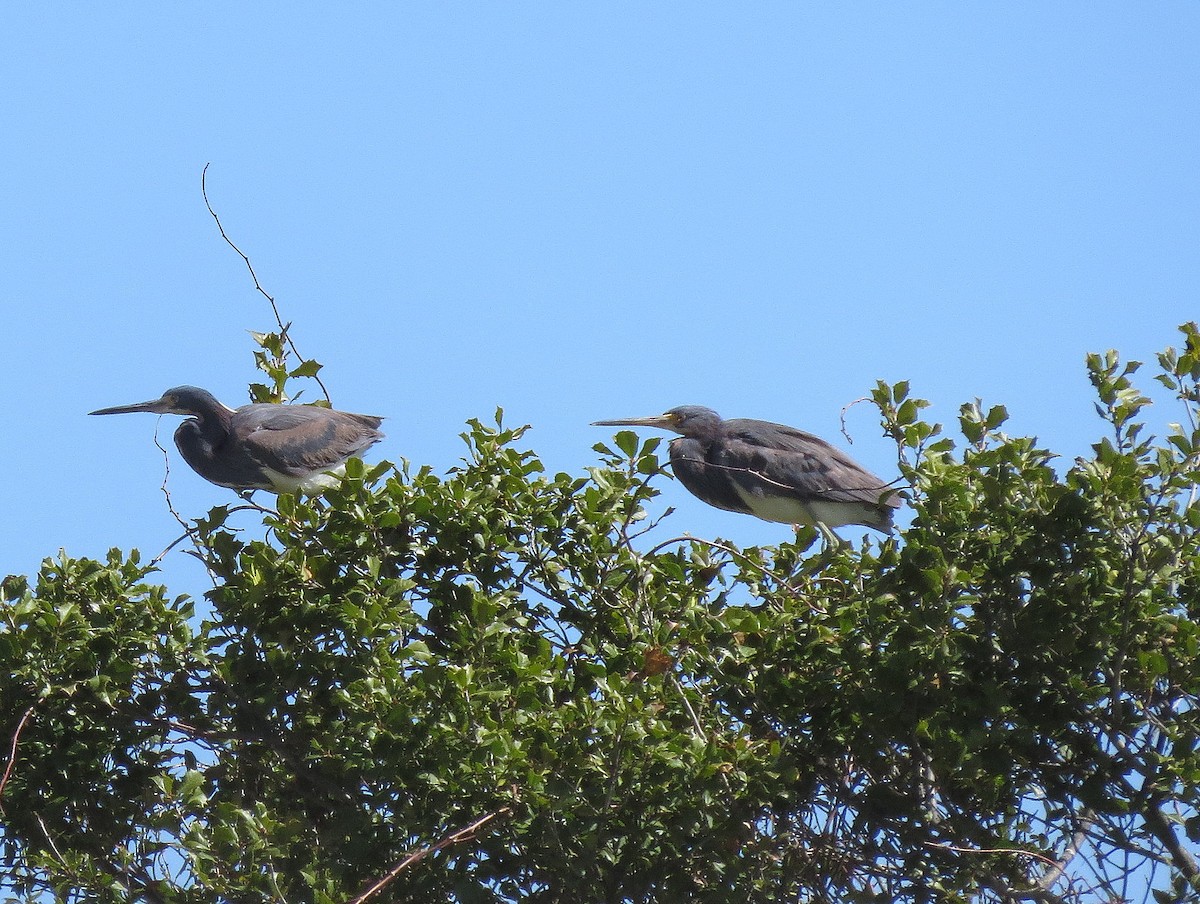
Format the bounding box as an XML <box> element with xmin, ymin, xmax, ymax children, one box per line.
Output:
<box><xmin>90</xmin><ymin>386</ymin><xmax>384</xmax><ymax>494</ymax></box>
<box><xmin>593</xmin><ymin>406</ymin><xmax>901</xmax><ymax>534</ymax></box>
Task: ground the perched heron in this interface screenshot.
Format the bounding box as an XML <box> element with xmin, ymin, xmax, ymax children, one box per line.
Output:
<box><xmin>593</xmin><ymin>405</ymin><xmax>901</xmax><ymax>533</ymax></box>
<box><xmin>90</xmin><ymin>386</ymin><xmax>384</xmax><ymax>494</ymax></box>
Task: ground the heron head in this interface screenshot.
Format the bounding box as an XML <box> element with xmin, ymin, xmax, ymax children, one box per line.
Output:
<box><xmin>90</xmin><ymin>386</ymin><xmax>231</xmax><ymax>418</ymax></box>
<box><xmin>592</xmin><ymin>405</ymin><xmax>722</xmax><ymax>437</ymax></box>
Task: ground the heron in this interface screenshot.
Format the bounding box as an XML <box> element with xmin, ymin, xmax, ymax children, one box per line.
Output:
<box><xmin>90</xmin><ymin>386</ymin><xmax>385</xmax><ymax>494</ymax></box>
<box><xmin>593</xmin><ymin>405</ymin><xmax>901</xmax><ymax>534</ymax></box>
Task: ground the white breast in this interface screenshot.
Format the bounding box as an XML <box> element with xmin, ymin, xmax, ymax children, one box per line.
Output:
<box><xmin>732</xmin><ymin>484</ymin><xmax>883</xmax><ymax>529</ymax></box>
<box><xmin>262</xmin><ymin>464</ymin><xmax>347</xmax><ymax>495</ymax></box>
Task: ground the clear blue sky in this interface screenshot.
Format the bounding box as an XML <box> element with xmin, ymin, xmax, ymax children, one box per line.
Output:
<box><xmin>2</xmin><ymin>5</ymin><xmax>1198</xmax><ymax>598</ymax></box>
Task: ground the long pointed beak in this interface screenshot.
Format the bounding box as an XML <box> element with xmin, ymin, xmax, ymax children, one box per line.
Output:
<box><xmin>591</xmin><ymin>415</ymin><xmax>675</xmax><ymax>430</ymax></box>
<box><xmin>89</xmin><ymin>397</ymin><xmax>172</xmax><ymax>416</ymax></box>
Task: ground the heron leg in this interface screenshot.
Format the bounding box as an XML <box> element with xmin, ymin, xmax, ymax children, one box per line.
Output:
<box><xmin>815</xmin><ymin>521</ymin><xmax>845</xmax><ymax>550</ymax></box>
<box><xmin>789</xmin><ymin>521</ymin><xmax>844</xmax><ymax>550</ymax></box>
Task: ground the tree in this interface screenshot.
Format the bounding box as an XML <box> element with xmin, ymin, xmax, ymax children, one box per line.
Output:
<box><xmin>1</xmin><ymin>324</ymin><xmax>1198</xmax><ymax>903</ymax></box>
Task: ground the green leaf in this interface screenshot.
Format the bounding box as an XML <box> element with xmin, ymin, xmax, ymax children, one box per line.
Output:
<box><xmin>289</xmin><ymin>359</ymin><xmax>323</xmax><ymax>378</ymax></box>
<box><xmin>613</xmin><ymin>429</ymin><xmax>640</xmax><ymax>458</ymax></box>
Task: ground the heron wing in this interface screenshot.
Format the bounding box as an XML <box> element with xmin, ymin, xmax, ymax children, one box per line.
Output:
<box><xmin>721</xmin><ymin>419</ymin><xmax>900</xmax><ymax>508</ymax></box>
<box><xmin>234</xmin><ymin>405</ymin><xmax>384</xmax><ymax>477</ymax></box>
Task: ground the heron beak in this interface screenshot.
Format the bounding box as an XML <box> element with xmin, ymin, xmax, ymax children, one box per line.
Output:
<box><xmin>591</xmin><ymin>415</ymin><xmax>677</xmax><ymax>430</ymax></box>
<box><xmin>89</xmin><ymin>396</ymin><xmax>174</xmax><ymax>416</ymax></box>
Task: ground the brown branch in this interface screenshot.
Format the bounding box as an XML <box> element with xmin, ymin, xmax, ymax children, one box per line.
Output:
<box><xmin>923</xmin><ymin>840</ymin><xmax>1060</xmax><ymax>871</ymax></box>
<box><xmin>200</xmin><ymin>164</ymin><xmax>285</xmax><ymax>333</ymax></box>
<box><xmin>0</xmin><ymin>703</ymin><xmax>37</xmax><ymax>807</ymax></box>
<box><xmin>926</xmin><ymin>842</ymin><xmax>1070</xmax><ymax>904</ymax></box>
<box><xmin>348</xmin><ymin>808</ymin><xmax>511</xmax><ymax>904</ymax></box>
<box><xmin>200</xmin><ymin>162</ymin><xmax>331</xmax><ymax>404</ymax></box>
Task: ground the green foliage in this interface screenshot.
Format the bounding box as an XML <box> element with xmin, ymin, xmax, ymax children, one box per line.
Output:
<box><xmin>248</xmin><ymin>326</ymin><xmax>326</xmax><ymax>406</ymax></box>
<box><xmin>3</xmin><ymin>327</ymin><xmax>1200</xmax><ymax>902</ymax></box>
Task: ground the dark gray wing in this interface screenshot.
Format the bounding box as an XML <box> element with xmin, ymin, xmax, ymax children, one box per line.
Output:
<box><xmin>721</xmin><ymin>419</ymin><xmax>899</xmax><ymax>508</ymax></box>
<box><xmin>234</xmin><ymin>404</ymin><xmax>384</xmax><ymax>477</ymax></box>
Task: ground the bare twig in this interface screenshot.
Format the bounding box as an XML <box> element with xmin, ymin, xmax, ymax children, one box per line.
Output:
<box><xmin>152</xmin><ymin>422</ymin><xmax>190</xmax><ymax>538</ymax></box>
<box><xmin>348</xmin><ymin>808</ymin><xmax>511</xmax><ymax>904</ymax></box>
<box><xmin>923</xmin><ymin>840</ymin><xmax>1061</xmax><ymax>871</ymax></box>
<box><xmin>151</xmin><ymin>530</ymin><xmax>193</xmax><ymax>565</ymax></box>
<box><xmin>839</xmin><ymin>396</ymin><xmax>870</xmax><ymax>445</ymax></box>
<box><xmin>150</xmin><ymin>424</ymin><xmax>222</xmax><ymax>585</ymax></box>
<box><xmin>200</xmin><ymin>163</ymin><xmax>331</xmax><ymax>404</ymax></box>
<box><xmin>0</xmin><ymin>703</ymin><xmax>37</xmax><ymax>808</ymax></box>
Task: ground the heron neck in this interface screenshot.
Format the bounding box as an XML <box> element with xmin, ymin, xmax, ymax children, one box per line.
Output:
<box><xmin>190</xmin><ymin>408</ymin><xmax>234</xmax><ymax>450</ymax></box>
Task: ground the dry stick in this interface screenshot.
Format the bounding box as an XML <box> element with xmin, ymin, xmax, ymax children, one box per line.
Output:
<box><xmin>153</xmin><ymin>424</ymin><xmax>192</xmax><ymax>540</ymax></box>
<box><xmin>839</xmin><ymin>396</ymin><xmax>912</xmax><ymax>503</ymax></box>
<box><xmin>839</xmin><ymin>396</ymin><xmax>869</xmax><ymax>446</ymax></box>
<box><xmin>149</xmin><ymin>425</ymin><xmax>224</xmax><ymax>585</ymax></box>
<box><xmin>0</xmin><ymin>703</ymin><xmax>37</xmax><ymax>807</ymax></box>
<box><xmin>930</xmin><ymin>834</ymin><xmax>1087</xmax><ymax>904</ymax></box>
<box><xmin>152</xmin><ymin>531</ymin><xmax>193</xmax><ymax>564</ymax></box>
<box><xmin>152</xmin><ymin>502</ymin><xmax>274</xmax><ymax>564</ymax></box>
<box><xmin>200</xmin><ymin>163</ymin><xmax>331</xmax><ymax>404</ymax></box>
<box><xmin>348</xmin><ymin>808</ymin><xmax>511</xmax><ymax>904</ymax></box>
<box><xmin>923</xmin><ymin>841</ymin><xmax>1061</xmax><ymax>872</ymax></box>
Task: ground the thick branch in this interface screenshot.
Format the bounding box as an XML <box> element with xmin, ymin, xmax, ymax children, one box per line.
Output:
<box><xmin>1142</xmin><ymin>793</ymin><xmax>1200</xmax><ymax>887</ymax></box>
<box><xmin>1036</xmin><ymin>811</ymin><xmax>1092</xmax><ymax>895</ymax></box>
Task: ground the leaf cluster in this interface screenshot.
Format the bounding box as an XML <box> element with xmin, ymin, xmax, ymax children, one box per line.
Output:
<box><xmin>2</xmin><ymin>328</ymin><xmax>1200</xmax><ymax>903</ymax></box>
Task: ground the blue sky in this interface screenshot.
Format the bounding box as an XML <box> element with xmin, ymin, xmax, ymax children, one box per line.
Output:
<box><xmin>2</xmin><ymin>5</ymin><xmax>1198</xmax><ymax>599</ymax></box>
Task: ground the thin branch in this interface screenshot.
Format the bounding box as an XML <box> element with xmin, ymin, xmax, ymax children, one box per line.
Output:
<box><xmin>34</xmin><ymin>814</ymin><xmax>66</xmax><ymax>865</ymax></box>
<box><xmin>0</xmin><ymin>703</ymin><xmax>37</xmax><ymax>807</ymax></box>
<box><xmin>839</xmin><ymin>396</ymin><xmax>870</xmax><ymax>445</ymax></box>
<box><xmin>200</xmin><ymin>163</ymin><xmax>331</xmax><ymax>404</ymax></box>
<box><xmin>151</xmin><ymin>496</ymin><xmax>284</xmax><ymax>564</ymax></box>
<box><xmin>923</xmin><ymin>841</ymin><xmax>1061</xmax><ymax>871</ymax></box>
<box><xmin>151</xmin><ymin>424</ymin><xmax>221</xmax><ymax>585</ymax></box>
<box><xmin>348</xmin><ymin>808</ymin><xmax>511</xmax><ymax>904</ymax></box>
<box><xmin>34</xmin><ymin>811</ymin><xmax>168</xmax><ymax>904</ymax></box>
<box><xmin>925</xmin><ymin>841</ymin><xmax>1075</xmax><ymax>904</ymax></box>
<box><xmin>669</xmin><ymin>673</ymin><xmax>707</xmax><ymax>739</ymax></box>
<box><xmin>152</xmin><ymin>422</ymin><xmax>190</xmax><ymax>538</ymax></box>
<box><xmin>150</xmin><ymin>530</ymin><xmax>192</xmax><ymax>565</ymax></box>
